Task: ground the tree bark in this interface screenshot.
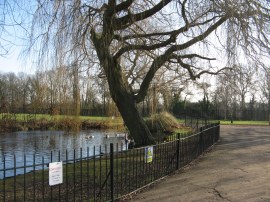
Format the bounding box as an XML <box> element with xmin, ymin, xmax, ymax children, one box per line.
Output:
<box><xmin>114</xmin><ymin>91</ymin><xmax>155</xmax><ymax>146</ymax></box>
<box><xmin>92</xmin><ymin>36</ymin><xmax>155</xmax><ymax>146</ymax></box>
<box><xmin>106</xmin><ymin>66</ymin><xmax>155</xmax><ymax>146</ymax></box>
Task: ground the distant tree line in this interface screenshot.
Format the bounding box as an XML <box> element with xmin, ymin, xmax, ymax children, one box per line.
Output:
<box><xmin>0</xmin><ymin>68</ymin><xmax>116</xmax><ymax>117</ymax></box>
<box><xmin>0</xmin><ymin>63</ymin><xmax>269</xmax><ymax>121</ymax></box>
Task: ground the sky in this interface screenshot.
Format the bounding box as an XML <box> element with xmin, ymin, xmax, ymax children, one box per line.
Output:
<box><xmin>0</xmin><ymin>0</ymin><xmax>36</xmax><ymax>75</ymax></box>
<box><xmin>0</xmin><ymin>48</ymin><xmax>32</xmax><ymax>74</ymax></box>
<box><xmin>0</xmin><ymin>43</ymin><xmax>37</xmax><ymax>75</ymax></box>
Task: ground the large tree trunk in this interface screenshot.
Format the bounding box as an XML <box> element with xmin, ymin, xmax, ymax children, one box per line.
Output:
<box><xmin>105</xmin><ymin>59</ymin><xmax>155</xmax><ymax>146</ymax></box>
<box><xmin>92</xmin><ymin>38</ymin><xmax>155</xmax><ymax>146</ymax></box>
<box><xmin>114</xmin><ymin>91</ymin><xmax>155</xmax><ymax>146</ymax></box>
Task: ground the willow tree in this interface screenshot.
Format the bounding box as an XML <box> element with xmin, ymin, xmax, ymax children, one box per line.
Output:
<box><xmin>28</xmin><ymin>0</ymin><xmax>270</xmax><ymax>145</ymax></box>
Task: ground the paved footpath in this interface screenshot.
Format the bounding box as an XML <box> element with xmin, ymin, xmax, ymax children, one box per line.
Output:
<box><xmin>126</xmin><ymin>126</ymin><xmax>270</xmax><ymax>202</ymax></box>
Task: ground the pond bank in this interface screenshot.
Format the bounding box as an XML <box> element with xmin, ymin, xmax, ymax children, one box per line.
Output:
<box><xmin>0</xmin><ymin>115</ymin><xmax>125</xmax><ymax>133</ymax></box>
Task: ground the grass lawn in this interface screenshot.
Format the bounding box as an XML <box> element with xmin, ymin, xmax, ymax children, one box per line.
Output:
<box><xmin>220</xmin><ymin>120</ymin><xmax>269</xmax><ymax>126</ymax></box>
<box><xmin>0</xmin><ymin>113</ymin><xmax>121</xmax><ymax>121</ymax></box>
<box><xmin>0</xmin><ymin>113</ymin><xmax>125</xmax><ymax>132</ymax></box>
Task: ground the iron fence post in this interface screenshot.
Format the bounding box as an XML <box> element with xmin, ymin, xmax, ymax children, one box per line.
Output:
<box><xmin>110</xmin><ymin>143</ymin><xmax>114</xmax><ymax>201</ymax></box>
<box><xmin>199</xmin><ymin>127</ymin><xmax>203</xmax><ymax>153</ymax></box>
<box><xmin>218</xmin><ymin>121</ymin><xmax>220</xmax><ymax>140</ymax></box>
<box><xmin>14</xmin><ymin>155</ymin><xmax>16</xmax><ymax>202</ymax></box>
<box><xmin>3</xmin><ymin>156</ymin><xmax>5</xmax><ymax>202</ymax></box>
<box><xmin>176</xmin><ymin>133</ymin><xmax>180</xmax><ymax>170</ymax></box>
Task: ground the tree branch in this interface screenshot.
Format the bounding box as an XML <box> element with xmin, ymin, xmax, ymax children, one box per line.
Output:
<box><xmin>176</xmin><ymin>59</ymin><xmax>196</xmax><ymax>80</ymax></box>
<box><xmin>196</xmin><ymin>67</ymin><xmax>232</xmax><ymax>78</ymax></box>
<box><xmin>180</xmin><ymin>0</ymin><xmax>188</xmax><ymax>25</ymax></box>
<box><xmin>115</xmin><ymin>0</ymin><xmax>134</xmax><ymax>13</ymax></box>
<box><xmin>171</xmin><ymin>16</ymin><xmax>228</xmax><ymax>52</ymax></box>
<box><xmin>108</xmin><ymin>0</ymin><xmax>116</xmax><ymax>7</ymax></box>
<box><xmin>114</xmin><ymin>33</ymin><xmax>177</xmax><ymax>59</ymax></box>
<box><xmin>177</xmin><ymin>54</ymin><xmax>216</xmax><ymax>60</ymax></box>
<box><xmin>174</xmin><ymin>56</ymin><xmax>230</xmax><ymax>80</ymax></box>
<box><xmin>134</xmin><ymin>16</ymin><xmax>229</xmax><ymax>103</ymax></box>
<box><xmin>135</xmin><ymin>53</ymin><xmax>171</xmax><ymax>103</ymax></box>
<box><xmin>113</xmin><ymin>15</ymin><xmax>222</xmax><ymax>58</ymax></box>
<box><xmin>113</xmin><ymin>14</ymin><xmax>220</xmax><ymax>42</ymax></box>
<box><xmin>113</xmin><ymin>0</ymin><xmax>172</xmax><ymax>30</ymax></box>
<box><xmin>114</xmin><ymin>29</ymin><xmax>183</xmax><ymax>41</ymax></box>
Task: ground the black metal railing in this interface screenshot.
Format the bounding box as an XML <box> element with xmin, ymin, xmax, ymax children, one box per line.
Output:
<box><xmin>0</xmin><ymin>122</ymin><xmax>220</xmax><ymax>202</ymax></box>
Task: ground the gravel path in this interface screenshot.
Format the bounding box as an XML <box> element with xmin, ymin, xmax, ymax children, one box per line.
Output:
<box><xmin>126</xmin><ymin>126</ymin><xmax>270</xmax><ymax>202</ymax></box>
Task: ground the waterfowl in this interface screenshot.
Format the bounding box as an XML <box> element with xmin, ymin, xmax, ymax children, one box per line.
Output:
<box><xmin>85</xmin><ymin>135</ymin><xmax>94</xmax><ymax>139</ymax></box>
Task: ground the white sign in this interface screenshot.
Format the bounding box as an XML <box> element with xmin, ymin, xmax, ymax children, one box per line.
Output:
<box><xmin>145</xmin><ymin>146</ymin><xmax>154</xmax><ymax>163</ymax></box>
<box><xmin>49</xmin><ymin>161</ymin><xmax>63</xmax><ymax>186</ymax></box>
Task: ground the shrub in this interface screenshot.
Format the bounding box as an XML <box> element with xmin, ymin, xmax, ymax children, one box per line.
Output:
<box><xmin>145</xmin><ymin>112</ymin><xmax>179</xmax><ymax>137</ymax></box>
<box><xmin>57</xmin><ymin>117</ymin><xmax>82</xmax><ymax>132</ymax></box>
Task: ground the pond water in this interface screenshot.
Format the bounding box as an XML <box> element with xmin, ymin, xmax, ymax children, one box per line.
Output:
<box><xmin>0</xmin><ymin>130</ymin><xmax>127</xmax><ymax>178</ymax></box>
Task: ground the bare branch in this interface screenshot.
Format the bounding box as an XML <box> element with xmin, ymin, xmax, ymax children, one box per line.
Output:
<box><xmin>113</xmin><ymin>0</ymin><xmax>172</xmax><ymax>30</ymax></box>
<box><xmin>175</xmin><ymin>56</ymin><xmax>230</xmax><ymax>80</ymax></box>
<box><xmin>115</xmin><ymin>0</ymin><xmax>134</xmax><ymax>13</ymax></box>
<box><xmin>180</xmin><ymin>0</ymin><xmax>188</xmax><ymax>25</ymax></box>
<box><xmin>171</xmin><ymin>16</ymin><xmax>228</xmax><ymax>52</ymax></box>
<box><xmin>178</xmin><ymin>54</ymin><xmax>216</xmax><ymax>60</ymax></box>
<box><xmin>114</xmin><ymin>33</ymin><xmax>177</xmax><ymax>59</ymax></box>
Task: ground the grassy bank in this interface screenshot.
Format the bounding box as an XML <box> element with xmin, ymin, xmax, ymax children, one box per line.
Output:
<box><xmin>0</xmin><ymin>113</ymin><xmax>192</xmax><ymax>134</ymax></box>
<box><xmin>0</xmin><ymin>113</ymin><xmax>125</xmax><ymax>133</ymax></box>
<box><xmin>2</xmin><ymin>113</ymin><xmax>268</xmax><ymax>135</ymax></box>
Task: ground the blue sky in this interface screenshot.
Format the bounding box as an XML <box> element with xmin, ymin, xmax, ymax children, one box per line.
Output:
<box><xmin>0</xmin><ymin>0</ymin><xmax>35</xmax><ymax>74</ymax></box>
<box><xmin>0</xmin><ymin>48</ymin><xmax>23</xmax><ymax>73</ymax></box>
<box><xmin>0</xmin><ymin>43</ymin><xmax>35</xmax><ymax>74</ymax></box>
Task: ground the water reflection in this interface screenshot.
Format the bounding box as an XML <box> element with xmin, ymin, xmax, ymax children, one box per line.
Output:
<box><xmin>0</xmin><ymin>130</ymin><xmax>127</xmax><ymax>178</ymax></box>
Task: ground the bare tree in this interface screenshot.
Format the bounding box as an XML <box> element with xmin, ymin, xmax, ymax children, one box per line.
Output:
<box><xmin>259</xmin><ymin>67</ymin><xmax>270</xmax><ymax>120</ymax></box>
<box><xmin>23</xmin><ymin>0</ymin><xmax>270</xmax><ymax>145</ymax></box>
<box><xmin>214</xmin><ymin>71</ymin><xmax>238</xmax><ymax>120</ymax></box>
<box><xmin>218</xmin><ymin>64</ymin><xmax>256</xmax><ymax>120</ymax></box>
<box><xmin>17</xmin><ymin>72</ymin><xmax>31</xmax><ymax>113</ymax></box>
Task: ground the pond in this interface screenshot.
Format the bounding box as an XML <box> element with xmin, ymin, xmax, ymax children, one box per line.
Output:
<box><xmin>0</xmin><ymin>130</ymin><xmax>127</xmax><ymax>178</ymax></box>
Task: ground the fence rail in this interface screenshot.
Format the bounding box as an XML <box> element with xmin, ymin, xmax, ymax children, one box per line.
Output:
<box><xmin>0</xmin><ymin>123</ymin><xmax>220</xmax><ymax>202</ymax></box>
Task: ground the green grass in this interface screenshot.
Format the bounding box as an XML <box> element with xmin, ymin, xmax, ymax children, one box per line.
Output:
<box><xmin>176</xmin><ymin>117</ymin><xmax>269</xmax><ymax>126</ymax></box>
<box><xmin>0</xmin><ymin>113</ymin><xmax>121</xmax><ymax>122</ymax></box>
<box><xmin>0</xmin><ymin>113</ymin><xmax>125</xmax><ymax>131</ymax></box>
<box><xmin>220</xmin><ymin>120</ymin><xmax>269</xmax><ymax>126</ymax></box>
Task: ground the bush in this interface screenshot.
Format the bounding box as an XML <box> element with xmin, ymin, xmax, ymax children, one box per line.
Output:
<box><xmin>145</xmin><ymin>112</ymin><xmax>179</xmax><ymax>137</ymax></box>
<box><xmin>57</xmin><ymin>117</ymin><xmax>82</xmax><ymax>132</ymax></box>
